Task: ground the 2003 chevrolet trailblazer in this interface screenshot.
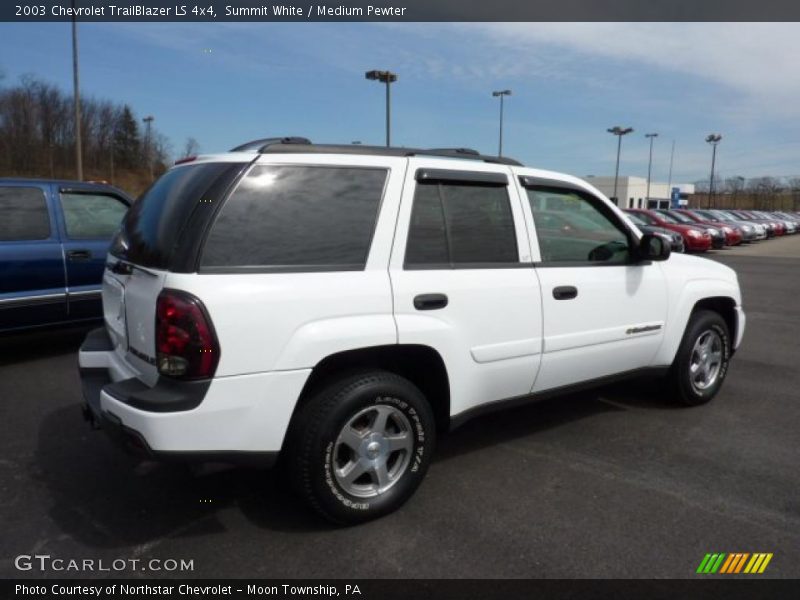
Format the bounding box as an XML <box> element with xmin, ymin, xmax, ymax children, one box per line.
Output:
<box><xmin>79</xmin><ymin>138</ymin><xmax>745</xmax><ymax>523</ymax></box>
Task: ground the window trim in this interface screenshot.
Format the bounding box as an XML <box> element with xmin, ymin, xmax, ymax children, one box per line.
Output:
<box><xmin>416</xmin><ymin>168</ymin><xmax>508</xmax><ymax>186</ymax></box>
<box><xmin>403</xmin><ymin>179</ymin><xmax>521</xmax><ymax>270</ymax></box>
<box><xmin>197</xmin><ymin>163</ymin><xmax>390</xmax><ymax>273</ymax></box>
<box><xmin>0</xmin><ymin>185</ymin><xmax>52</xmax><ymax>242</ymax></box>
<box><xmin>519</xmin><ymin>179</ymin><xmax>640</xmax><ymax>267</ymax></box>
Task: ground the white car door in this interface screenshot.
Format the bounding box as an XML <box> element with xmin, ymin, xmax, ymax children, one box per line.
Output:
<box><xmin>389</xmin><ymin>159</ymin><xmax>544</xmax><ymax>420</ymax></box>
<box><xmin>515</xmin><ymin>173</ymin><xmax>669</xmax><ymax>392</ymax></box>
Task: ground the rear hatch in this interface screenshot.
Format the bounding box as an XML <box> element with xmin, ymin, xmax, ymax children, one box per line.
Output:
<box><xmin>104</xmin><ymin>159</ymin><xmax>249</xmax><ymax>384</ymax></box>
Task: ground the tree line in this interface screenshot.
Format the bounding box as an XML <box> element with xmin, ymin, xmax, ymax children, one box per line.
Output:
<box><xmin>0</xmin><ymin>75</ymin><xmax>181</xmax><ymax>194</ymax></box>
<box><xmin>693</xmin><ymin>175</ymin><xmax>800</xmax><ymax>211</ymax></box>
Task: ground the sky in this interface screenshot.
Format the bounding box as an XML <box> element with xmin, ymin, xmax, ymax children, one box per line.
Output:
<box><xmin>1</xmin><ymin>21</ymin><xmax>800</xmax><ymax>183</ymax></box>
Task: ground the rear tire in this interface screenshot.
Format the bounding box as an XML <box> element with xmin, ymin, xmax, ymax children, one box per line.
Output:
<box><xmin>287</xmin><ymin>370</ymin><xmax>435</xmax><ymax>525</ymax></box>
<box><xmin>668</xmin><ymin>310</ymin><xmax>731</xmax><ymax>406</ymax></box>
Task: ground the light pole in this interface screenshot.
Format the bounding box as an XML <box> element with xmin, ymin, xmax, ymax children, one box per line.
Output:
<box><xmin>607</xmin><ymin>126</ymin><xmax>634</xmax><ymax>205</ymax></box>
<box><xmin>645</xmin><ymin>133</ymin><xmax>658</xmax><ymax>207</ymax></box>
<box><xmin>705</xmin><ymin>133</ymin><xmax>722</xmax><ymax>208</ymax></box>
<box><xmin>365</xmin><ymin>70</ymin><xmax>397</xmax><ymax>147</ymax></box>
<box><xmin>666</xmin><ymin>140</ymin><xmax>675</xmax><ymax>204</ymax></box>
<box><xmin>71</xmin><ymin>0</ymin><xmax>83</xmax><ymax>180</ymax></box>
<box><xmin>492</xmin><ymin>89</ymin><xmax>512</xmax><ymax>156</ymax></box>
<box><xmin>143</xmin><ymin>115</ymin><xmax>154</xmax><ymax>181</ymax></box>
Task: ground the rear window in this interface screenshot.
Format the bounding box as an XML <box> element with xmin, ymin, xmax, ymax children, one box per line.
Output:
<box><xmin>0</xmin><ymin>186</ymin><xmax>51</xmax><ymax>241</ymax></box>
<box><xmin>111</xmin><ymin>163</ymin><xmax>242</xmax><ymax>269</ymax></box>
<box><xmin>201</xmin><ymin>165</ymin><xmax>388</xmax><ymax>271</ymax></box>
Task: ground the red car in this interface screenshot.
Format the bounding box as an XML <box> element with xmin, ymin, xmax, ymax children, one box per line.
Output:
<box><xmin>674</xmin><ymin>209</ymin><xmax>743</xmax><ymax>246</ymax></box>
<box><xmin>625</xmin><ymin>209</ymin><xmax>712</xmax><ymax>252</ymax></box>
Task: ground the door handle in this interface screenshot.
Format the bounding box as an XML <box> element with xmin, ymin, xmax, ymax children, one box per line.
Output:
<box><xmin>414</xmin><ymin>293</ymin><xmax>448</xmax><ymax>311</ymax></box>
<box><xmin>67</xmin><ymin>249</ymin><xmax>92</xmax><ymax>261</ymax></box>
<box><xmin>552</xmin><ymin>286</ymin><xmax>578</xmax><ymax>300</ymax></box>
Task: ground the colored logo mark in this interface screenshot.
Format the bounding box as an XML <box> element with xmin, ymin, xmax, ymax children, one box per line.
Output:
<box><xmin>696</xmin><ymin>553</ymin><xmax>773</xmax><ymax>574</ymax></box>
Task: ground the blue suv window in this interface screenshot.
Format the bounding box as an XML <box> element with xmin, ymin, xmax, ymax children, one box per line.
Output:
<box><xmin>60</xmin><ymin>192</ymin><xmax>128</xmax><ymax>239</ymax></box>
<box><xmin>0</xmin><ymin>186</ymin><xmax>51</xmax><ymax>241</ymax></box>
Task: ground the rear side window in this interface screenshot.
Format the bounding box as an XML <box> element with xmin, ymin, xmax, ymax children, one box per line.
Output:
<box><xmin>405</xmin><ymin>181</ymin><xmax>518</xmax><ymax>267</ymax></box>
<box><xmin>112</xmin><ymin>162</ymin><xmax>242</xmax><ymax>269</ymax></box>
<box><xmin>60</xmin><ymin>192</ymin><xmax>128</xmax><ymax>238</ymax></box>
<box><xmin>201</xmin><ymin>165</ymin><xmax>387</xmax><ymax>270</ymax></box>
<box><xmin>0</xmin><ymin>186</ymin><xmax>51</xmax><ymax>241</ymax></box>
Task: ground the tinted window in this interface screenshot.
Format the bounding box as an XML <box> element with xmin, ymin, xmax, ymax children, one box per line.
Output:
<box><xmin>527</xmin><ymin>188</ymin><xmax>630</xmax><ymax>264</ymax></box>
<box><xmin>60</xmin><ymin>192</ymin><xmax>128</xmax><ymax>238</ymax></box>
<box><xmin>202</xmin><ymin>165</ymin><xmax>387</xmax><ymax>269</ymax></box>
<box><xmin>405</xmin><ymin>181</ymin><xmax>518</xmax><ymax>267</ymax></box>
<box><xmin>112</xmin><ymin>162</ymin><xmax>242</xmax><ymax>269</ymax></box>
<box><xmin>0</xmin><ymin>186</ymin><xmax>51</xmax><ymax>241</ymax></box>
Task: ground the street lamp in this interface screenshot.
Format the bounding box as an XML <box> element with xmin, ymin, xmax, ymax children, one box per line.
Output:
<box><xmin>645</xmin><ymin>133</ymin><xmax>658</xmax><ymax>207</ymax></box>
<box><xmin>143</xmin><ymin>115</ymin><xmax>154</xmax><ymax>181</ymax></box>
<box><xmin>705</xmin><ymin>133</ymin><xmax>722</xmax><ymax>208</ymax></box>
<box><xmin>492</xmin><ymin>89</ymin><xmax>512</xmax><ymax>157</ymax></box>
<box><xmin>365</xmin><ymin>70</ymin><xmax>397</xmax><ymax>147</ymax></box>
<box><xmin>71</xmin><ymin>0</ymin><xmax>83</xmax><ymax>180</ymax></box>
<box><xmin>607</xmin><ymin>126</ymin><xmax>634</xmax><ymax>205</ymax></box>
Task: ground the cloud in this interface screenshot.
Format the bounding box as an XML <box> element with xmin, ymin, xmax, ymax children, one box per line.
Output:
<box><xmin>461</xmin><ymin>23</ymin><xmax>800</xmax><ymax>119</ymax></box>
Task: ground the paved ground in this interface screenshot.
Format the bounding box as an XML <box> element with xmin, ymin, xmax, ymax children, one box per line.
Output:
<box><xmin>1</xmin><ymin>237</ymin><xmax>798</xmax><ymax>579</ymax></box>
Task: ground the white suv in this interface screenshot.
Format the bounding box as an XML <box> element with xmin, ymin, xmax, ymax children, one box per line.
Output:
<box><xmin>79</xmin><ymin>138</ymin><xmax>745</xmax><ymax>523</ymax></box>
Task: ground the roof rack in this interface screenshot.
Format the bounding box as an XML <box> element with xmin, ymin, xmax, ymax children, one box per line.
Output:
<box><xmin>230</xmin><ymin>137</ymin><xmax>312</xmax><ymax>152</ymax></box>
<box><xmin>229</xmin><ymin>137</ymin><xmax>522</xmax><ymax>166</ymax></box>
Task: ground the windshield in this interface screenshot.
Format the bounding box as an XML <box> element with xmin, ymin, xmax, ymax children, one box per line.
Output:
<box><xmin>658</xmin><ymin>210</ymin><xmax>693</xmax><ymax>224</ymax></box>
<box><xmin>625</xmin><ymin>212</ymin><xmax>647</xmax><ymax>226</ymax></box>
<box><xmin>628</xmin><ymin>211</ymin><xmax>659</xmax><ymax>225</ymax></box>
<box><xmin>656</xmin><ymin>211</ymin><xmax>681</xmax><ymax>224</ymax></box>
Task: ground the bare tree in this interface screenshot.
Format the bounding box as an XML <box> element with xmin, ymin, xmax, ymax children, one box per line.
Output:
<box><xmin>182</xmin><ymin>137</ymin><xmax>200</xmax><ymax>158</ymax></box>
<box><xmin>0</xmin><ymin>75</ymin><xmax>171</xmax><ymax>194</ymax></box>
<box><xmin>747</xmin><ymin>176</ymin><xmax>782</xmax><ymax>210</ymax></box>
<box><xmin>788</xmin><ymin>177</ymin><xmax>800</xmax><ymax>212</ymax></box>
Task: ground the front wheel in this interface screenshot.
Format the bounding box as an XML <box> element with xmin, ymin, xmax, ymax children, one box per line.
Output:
<box><xmin>287</xmin><ymin>371</ymin><xmax>435</xmax><ymax>525</ymax></box>
<box><xmin>668</xmin><ymin>310</ymin><xmax>731</xmax><ymax>406</ymax></box>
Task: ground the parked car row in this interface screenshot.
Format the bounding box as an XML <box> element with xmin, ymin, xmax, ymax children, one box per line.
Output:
<box><xmin>623</xmin><ymin>207</ymin><xmax>800</xmax><ymax>253</ymax></box>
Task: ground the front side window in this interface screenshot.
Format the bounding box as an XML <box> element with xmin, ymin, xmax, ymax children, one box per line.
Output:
<box><xmin>405</xmin><ymin>181</ymin><xmax>518</xmax><ymax>267</ymax></box>
<box><xmin>202</xmin><ymin>165</ymin><xmax>387</xmax><ymax>270</ymax></box>
<box><xmin>0</xmin><ymin>186</ymin><xmax>51</xmax><ymax>241</ymax></box>
<box><xmin>526</xmin><ymin>187</ymin><xmax>630</xmax><ymax>264</ymax></box>
<box><xmin>60</xmin><ymin>192</ymin><xmax>128</xmax><ymax>238</ymax></box>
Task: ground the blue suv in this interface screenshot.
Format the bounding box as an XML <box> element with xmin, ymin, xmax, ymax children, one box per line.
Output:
<box><xmin>0</xmin><ymin>178</ymin><xmax>131</xmax><ymax>332</ymax></box>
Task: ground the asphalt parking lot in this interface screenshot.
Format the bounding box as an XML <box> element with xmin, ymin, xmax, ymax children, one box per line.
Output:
<box><xmin>1</xmin><ymin>236</ymin><xmax>799</xmax><ymax>579</ymax></box>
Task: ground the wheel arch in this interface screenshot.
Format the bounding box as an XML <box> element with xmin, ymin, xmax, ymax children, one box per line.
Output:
<box><xmin>692</xmin><ymin>296</ymin><xmax>738</xmax><ymax>348</ymax></box>
<box><xmin>288</xmin><ymin>344</ymin><xmax>451</xmax><ymax>437</ymax></box>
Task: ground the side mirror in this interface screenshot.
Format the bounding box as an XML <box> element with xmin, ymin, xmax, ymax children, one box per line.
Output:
<box><xmin>639</xmin><ymin>233</ymin><xmax>671</xmax><ymax>261</ymax></box>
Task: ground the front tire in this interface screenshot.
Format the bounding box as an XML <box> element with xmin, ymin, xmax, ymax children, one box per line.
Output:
<box><xmin>668</xmin><ymin>310</ymin><xmax>731</xmax><ymax>406</ymax></box>
<box><xmin>287</xmin><ymin>371</ymin><xmax>435</xmax><ymax>525</ymax></box>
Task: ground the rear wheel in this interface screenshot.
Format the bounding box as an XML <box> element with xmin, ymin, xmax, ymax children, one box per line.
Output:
<box><xmin>668</xmin><ymin>310</ymin><xmax>731</xmax><ymax>406</ymax></box>
<box><xmin>287</xmin><ymin>370</ymin><xmax>435</xmax><ymax>525</ymax></box>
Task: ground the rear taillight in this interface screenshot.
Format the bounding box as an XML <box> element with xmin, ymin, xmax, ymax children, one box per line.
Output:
<box><xmin>156</xmin><ymin>290</ymin><xmax>219</xmax><ymax>380</ymax></box>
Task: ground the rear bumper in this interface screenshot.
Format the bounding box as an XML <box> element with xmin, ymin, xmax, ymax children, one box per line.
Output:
<box><xmin>79</xmin><ymin>327</ymin><xmax>310</xmax><ymax>465</ymax></box>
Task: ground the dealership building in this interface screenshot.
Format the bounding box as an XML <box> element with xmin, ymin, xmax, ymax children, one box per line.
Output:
<box><xmin>581</xmin><ymin>176</ymin><xmax>694</xmax><ymax>209</ymax></box>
